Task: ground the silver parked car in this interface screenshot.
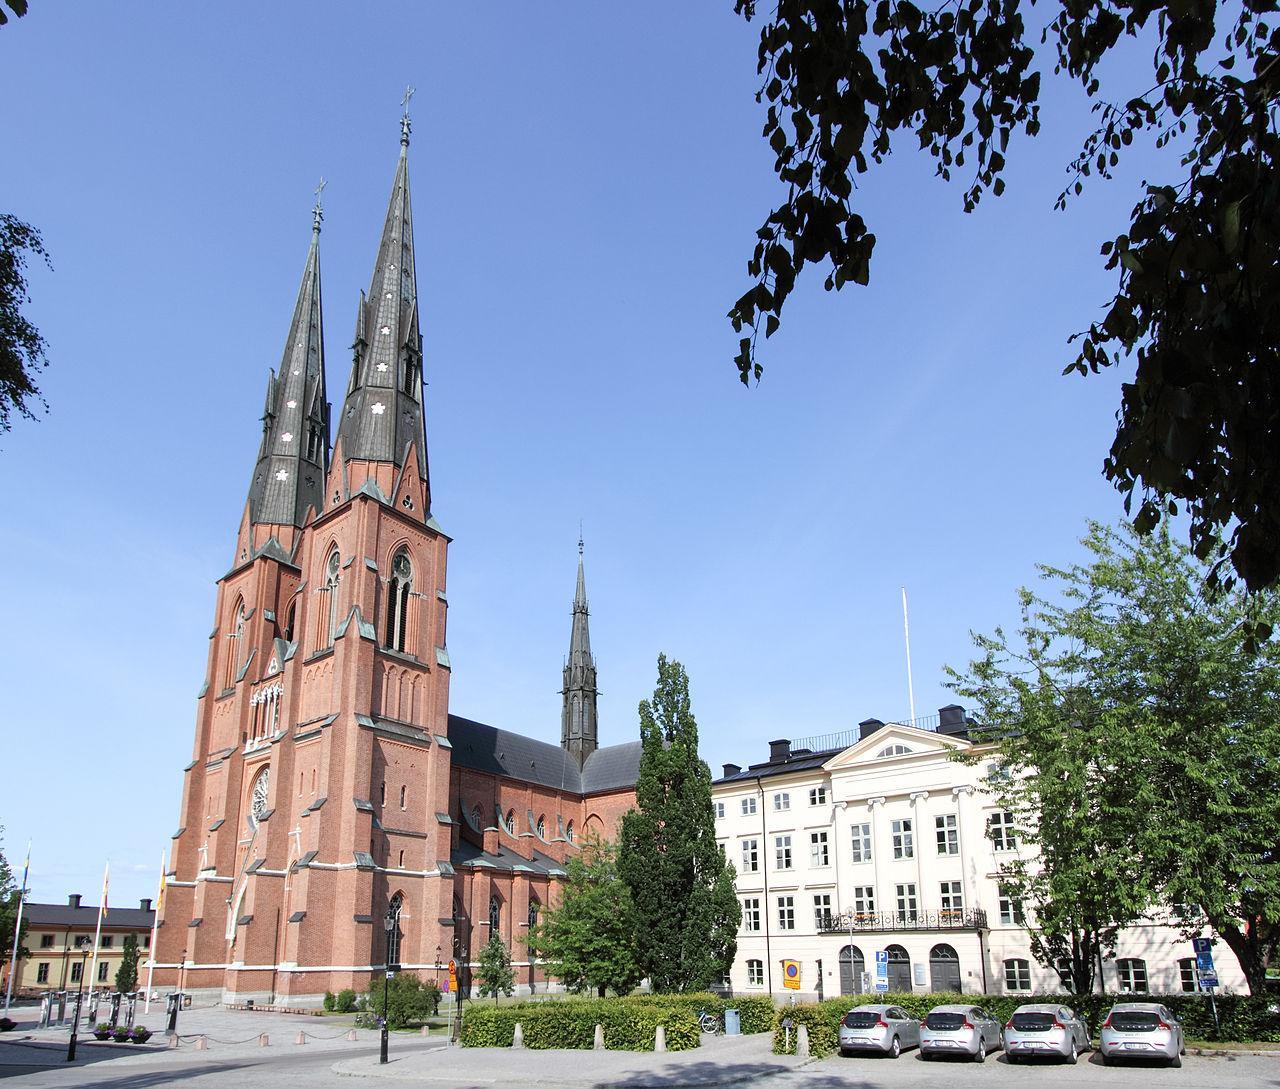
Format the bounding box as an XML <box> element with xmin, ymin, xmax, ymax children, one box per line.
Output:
<box><xmin>1004</xmin><ymin>1003</ymin><xmax>1090</xmax><ymax>1063</ymax></box>
<box><xmin>838</xmin><ymin>1004</ymin><xmax>920</xmax><ymax>1058</ymax></box>
<box><xmin>1100</xmin><ymin>1002</ymin><xmax>1186</xmax><ymax>1067</ymax></box>
<box><xmin>919</xmin><ymin>1003</ymin><xmax>1004</xmax><ymax>1062</ymax></box>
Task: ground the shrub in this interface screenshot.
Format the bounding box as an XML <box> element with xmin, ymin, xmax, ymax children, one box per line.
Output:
<box><xmin>130</xmin><ymin>1026</ymin><xmax>152</xmax><ymax>1043</ymax></box>
<box><xmin>0</xmin><ymin>1017</ymin><xmax>15</xmax><ymax>1033</ymax></box>
<box><xmin>461</xmin><ymin>997</ymin><xmax>701</xmax><ymax>1050</ymax></box>
<box><xmin>353</xmin><ymin>972</ymin><xmax>441</xmax><ymax>1030</ymax></box>
<box><xmin>111</xmin><ymin>1026</ymin><xmax>131</xmax><ymax>1042</ymax></box>
<box><xmin>771</xmin><ymin>991</ymin><xmax>1280</xmax><ymax>1056</ymax></box>
<box><xmin>323</xmin><ymin>991</ymin><xmax>336</xmax><ymax>1012</ymax></box>
<box><xmin>334</xmin><ymin>988</ymin><xmax>358</xmax><ymax>1013</ymax></box>
<box><xmin>617</xmin><ymin>992</ymin><xmax>775</xmax><ymax>1035</ymax></box>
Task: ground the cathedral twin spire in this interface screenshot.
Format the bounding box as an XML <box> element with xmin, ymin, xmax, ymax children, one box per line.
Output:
<box><xmin>246</xmin><ymin>100</ymin><xmax>427</xmax><ymax>532</ymax></box>
<box><xmin>561</xmin><ymin>536</ymin><xmax>600</xmax><ymax>766</ymax></box>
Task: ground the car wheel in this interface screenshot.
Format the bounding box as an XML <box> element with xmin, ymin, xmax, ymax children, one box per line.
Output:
<box><xmin>1171</xmin><ymin>1052</ymin><xmax>1182</xmax><ymax>1069</ymax></box>
<box><xmin>890</xmin><ymin>1036</ymin><xmax>901</xmax><ymax>1059</ymax></box>
<box><xmin>1007</xmin><ymin>1053</ymin><xmax>1021</xmax><ymax>1064</ymax></box>
<box><xmin>1067</xmin><ymin>1040</ymin><xmax>1078</xmax><ymax>1064</ymax></box>
<box><xmin>975</xmin><ymin>1038</ymin><xmax>986</xmax><ymax>1063</ymax></box>
<box><xmin>1101</xmin><ymin>1052</ymin><xmax>1113</xmax><ymax>1067</ymax></box>
<box><xmin>920</xmin><ymin>1051</ymin><xmax>933</xmax><ymax>1062</ymax></box>
<box><xmin>839</xmin><ymin>1048</ymin><xmax>851</xmax><ymax>1058</ymax></box>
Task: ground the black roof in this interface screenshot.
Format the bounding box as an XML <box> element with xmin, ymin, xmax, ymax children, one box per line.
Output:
<box><xmin>24</xmin><ymin>902</ymin><xmax>154</xmax><ymax>929</ymax></box>
<box><xmin>713</xmin><ymin>747</ymin><xmax>842</xmax><ymax>786</ymax></box>
<box><xmin>446</xmin><ymin>715</ymin><xmax>640</xmax><ymax>797</ymax></box>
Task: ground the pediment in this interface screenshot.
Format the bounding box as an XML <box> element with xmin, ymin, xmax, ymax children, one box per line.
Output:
<box><xmin>823</xmin><ymin>722</ymin><xmax>970</xmax><ymax>770</ymax></box>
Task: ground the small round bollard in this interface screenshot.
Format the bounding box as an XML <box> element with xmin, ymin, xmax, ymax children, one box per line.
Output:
<box><xmin>195</xmin><ymin>1035</ymin><xmax>208</xmax><ymax>1051</ymax></box>
<box><xmin>593</xmin><ymin>1023</ymin><xmax>605</xmax><ymax>1050</ymax></box>
<box><xmin>351</xmin><ymin>1029</ymin><xmax>361</xmax><ymax>1041</ymax></box>
<box><xmin>512</xmin><ymin>1023</ymin><xmax>524</xmax><ymax>1049</ymax></box>
<box><xmin>796</xmin><ymin>1024</ymin><xmax>810</xmax><ymax>1059</ymax></box>
<box><xmin>655</xmin><ymin>1025</ymin><xmax>666</xmax><ymax>1053</ymax></box>
<box><xmin>259</xmin><ymin>1033</ymin><xmax>270</xmax><ymax>1047</ymax></box>
<box><xmin>167</xmin><ymin>1034</ymin><xmax>180</xmax><ymax>1050</ymax></box>
<box><xmin>295</xmin><ymin>1030</ymin><xmax>307</xmax><ymax>1045</ymax></box>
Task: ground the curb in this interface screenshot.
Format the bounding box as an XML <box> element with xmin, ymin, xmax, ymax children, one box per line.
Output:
<box><xmin>1189</xmin><ymin>1047</ymin><xmax>1280</xmax><ymax>1058</ymax></box>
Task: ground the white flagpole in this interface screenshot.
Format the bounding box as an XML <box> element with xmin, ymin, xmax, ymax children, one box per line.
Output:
<box><xmin>144</xmin><ymin>853</ymin><xmax>165</xmax><ymax>1014</ymax></box>
<box><xmin>87</xmin><ymin>862</ymin><xmax>108</xmax><ymax>1002</ymax></box>
<box><xmin>901</xmin><ymin>587</ymin><xmax>917</xmax><ymax>726</ymax></box>
<box><xmin>3</xmin><ymin>842</ymin><xmax>30</xmax><ymax>1012</ymax></box>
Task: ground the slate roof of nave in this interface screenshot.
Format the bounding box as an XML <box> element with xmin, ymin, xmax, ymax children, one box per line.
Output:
<box><xmin>446</xmin><ymin>714</ymin><xmax>641</xmax><ymax>797</ymax></box>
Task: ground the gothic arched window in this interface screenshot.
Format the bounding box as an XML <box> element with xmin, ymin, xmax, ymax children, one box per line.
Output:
<box><xmin>566</xmin><ymin>820</ymin><xmax>575</xmax><ymax>844</ymax></box>
<box><xmin>528</xmin><ymin>897</ymin><xmax>540</xmax><ymax>929</ymax></box>
<box><xmin>505</xmin><ymin>809</ymin><xmax>516</xmax><ymax>834</ymax></box>
<box><xmin>385</xmin><ymin>549</ymin><xmax>413</xmax><ymax>652</ymax></box>
<box><xmin>536</xmin><ymin>815</ymin><xmax>546</xmax><ymax>840</ymax></box>
<box><xmin>386</xmin><ymin>893</ymin><xmax>403</xmax><ymax>966</ymax></box>
<box><xmin>488</xmin><ymin>895</ymin><xmax>501</xmax><ymax>933</ymax></box>
<box><xmin>324</xmin><ymin>550</ymin><xmax>341</xmax><ymax>647</ymax></box>
<box><xmin>283</xmin><ymin>600</ymin><xmax>297</xmax><ymax>643</ymax></box>
<box><xmin>225</xmin><ymin>599</ymin><xmax>247</xmax><ymax>690</ymax></box>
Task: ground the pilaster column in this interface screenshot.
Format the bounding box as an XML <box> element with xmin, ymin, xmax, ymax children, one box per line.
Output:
<box><xmin>910</xmin><ymin>792</ymin><xmax>929</xmax><ymax>915</ymax></box>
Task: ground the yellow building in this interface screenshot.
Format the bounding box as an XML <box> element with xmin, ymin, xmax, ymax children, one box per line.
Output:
<box><xmin>6</xmin><ymin>894</ymin><xmax>155</xmax><ymax>997</ymax></box>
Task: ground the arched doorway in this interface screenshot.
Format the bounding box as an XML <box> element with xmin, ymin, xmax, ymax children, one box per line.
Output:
<box><xmin>839</xmin><ymin>945</ymin><xmax>866</xmax><ymax>995</ymax></box>
<box><xmin>929</xmin><ymin>943</ymin><xmax>961</xmax><ymax>992</ymax></box>
<box><xmin>886</xmin><ymin>944</ymin><xmax>912</xmax><ymax>992</ymax></box>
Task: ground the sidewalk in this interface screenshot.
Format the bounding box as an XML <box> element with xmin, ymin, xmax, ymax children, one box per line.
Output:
<box><xmin>333</xmin><ymin>1032</ymin><xmax>806</xmax><ymax>1088</ymax></box>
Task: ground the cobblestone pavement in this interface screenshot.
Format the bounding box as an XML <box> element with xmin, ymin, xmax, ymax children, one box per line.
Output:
<box><xmin>1</xmin><ymin>1003</ymin><xmax>1277</xmax><ymax>1089</ymax></box>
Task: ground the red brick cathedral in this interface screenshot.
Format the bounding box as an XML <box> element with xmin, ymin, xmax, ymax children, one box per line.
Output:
<box><xmin>155</xmin><ymin>114</ymin><xmax>640</xmax><ymax>1005</ymax></box>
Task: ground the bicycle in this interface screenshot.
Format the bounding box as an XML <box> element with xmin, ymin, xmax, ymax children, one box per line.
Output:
<box><xmin>697</xmin><ymin>1009</ymin><xmax>720</xmax><ymax>1035</ymax></box>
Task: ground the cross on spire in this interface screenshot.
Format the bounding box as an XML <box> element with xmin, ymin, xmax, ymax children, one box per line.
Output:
<box><xmin>400</xmin><ymin>85</ymin><xmax>415</xmax><ymax>146</ymax></box>
<box><xmin>312</xmin><ymin>177</ymin><xmax>326</xmax><ymax>234</ymax></box>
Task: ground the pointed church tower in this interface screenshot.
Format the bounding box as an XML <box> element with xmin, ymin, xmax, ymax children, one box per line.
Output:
<box><xmin>238</xmin><ymin>194</ymin><xmax>330</xmax><ymax>560</ymax></box>
<box><xmin>329</xmin><ymin>106</ymin><xmax>431</xmax><ymax>519</ymax></box>
<box><xmin>561</xmin><ymin>536</ymin><xmax>599</xmax><ymax>766</ymax></box>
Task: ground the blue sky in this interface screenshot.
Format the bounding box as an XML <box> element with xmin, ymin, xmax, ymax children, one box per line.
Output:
<box><xmin>1</xmin><ymin>3</ymin><xmax>1158</xmax><ymax>905</ymax></box>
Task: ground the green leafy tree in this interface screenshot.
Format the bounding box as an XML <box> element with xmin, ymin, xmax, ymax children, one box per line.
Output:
<box><xmin>474</xmin><ymin>935</ymin><xmax>514</xmax><ymax>1004</ymax></box>
<box><xmin>950</xmin><ymin>522</ymin><xmax>1280</xmax><ymax>994</ymax></box>
<box><xmin>729</xmin><ymin>1</ymin><xmax>1280</xmax><ymax>591</ymax></box>
<box><xmin>0</xmin><ymin>214</ymin><xmax>51</xmax><ymax>434</ymax></box>
<box><xmin>527</xmin><ymin>835</ymin><xmax>642</xmax><ymax>997</ymax></box>
<box><xmin>618</xmin><ymin>654</ymin><xmax>742</xmax><ymax>992</ymax></box>
<box><xmin>355</xmin><ymin>973</ymin><xmax>441</xmax><ymax>1029</ymax></box>
<box><xmin>0</xmin><ymin>831</ymin><xmax>26</xmax><ymax>980</ymax></box>
<box><xmin>114</xmin><ymin>932</ymin><xmax>140</xmax><ymax>994</ymax></box>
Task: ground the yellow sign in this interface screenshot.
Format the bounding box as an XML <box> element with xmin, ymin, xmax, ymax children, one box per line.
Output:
<box><xmin>782</xmin><ymin>959</ymin><xmax>801</xmax><ymax>990</ymax></box>
<box><xmin>448</xmin><ymin>959</ymin><xmax>458</xmax><ymax>992</ymax></box>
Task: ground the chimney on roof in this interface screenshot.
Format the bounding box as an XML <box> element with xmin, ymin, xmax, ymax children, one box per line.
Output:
<box><xmin>858</xmin><ymin>718</ymin><xmax>885</xmax><ymax>740</ymax></box>
<box><xmin>68</xmin><ymin>893</ymin><xmax>82</xmax><ymax>909</ymax></box>
<box><xmin>139</xmin><ymin>898</ymin><xmax>153</xmax><ymax>912</ymax></box>
<box><xmin>768</xmin><ymin>739</ymin><xmax>791</xmax><ymax>763</ymax></box>
<box><xmin>937</xmin><ymin>704</ymin><xmax>969</xmax><ymax>737</ymax></box>
<box><xmin>722</xmin><ymin>763</ymin><xmax>741</xmax><ymax>778</ymax></box>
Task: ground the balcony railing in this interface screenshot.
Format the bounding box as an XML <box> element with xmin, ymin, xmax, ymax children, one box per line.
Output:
<box><xmin>816</xmin><ymin>908</ymin><xmax>988</xmax><ymax>934</ymax></box>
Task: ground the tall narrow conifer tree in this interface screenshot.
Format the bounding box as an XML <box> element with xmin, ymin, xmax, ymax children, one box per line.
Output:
<box><xmin>619</xmin><ymin>654</ymin><xmax>741</xmax><ymax>992</ymax></box>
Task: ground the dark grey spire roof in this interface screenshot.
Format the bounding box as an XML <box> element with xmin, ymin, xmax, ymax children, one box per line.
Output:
<box><xmin>333</xmin><ymin>127</ymin><xmax>429</xmax><ymax>491</ymax></box>
<box><xmin>245</xmin><ymin>214</ymin><xmax>330</xmax><ymax>527</ymax></box>
<box><xmin>561</xmin><ymin>538</ymin><xmax>600</xmax><ymax>765</ymax></box>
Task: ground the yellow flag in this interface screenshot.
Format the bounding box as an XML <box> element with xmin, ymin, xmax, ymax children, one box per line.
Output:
<box><xmin>101</xmin><ymin>862</ymin><xmax>110</xmax><ymax>918</ymax></box>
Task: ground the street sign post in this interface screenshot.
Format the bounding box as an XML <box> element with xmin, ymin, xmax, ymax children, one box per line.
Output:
<box><xmin>782</xmin><ymin>960</ymin><xmax>801</xmax><ymax>991</ymax></box>
<box><xmin>1191</xmin><ymin>938</ymin><xmax>1221</xmax><ymax>1034</ymax></box>
<box><xmin>874</xmin><ymin>950</ymin><xmax>889</xmax><ymax>993</ymax></box>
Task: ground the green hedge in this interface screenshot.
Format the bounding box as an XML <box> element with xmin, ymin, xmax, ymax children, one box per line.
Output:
<box><xmin>772</xmin><ymin>992</ymin><xmax>1280</xmax><ymax>1057</ymax></box>
<box><xmin>618</xmin><ymin>992</ymin><xmax>776</xmax><ymax>1035</ymax></box>
<box><xmin>461</xmin><ymin>998</ymin><xmax>701</xmax><ymax>1050</ymax></box>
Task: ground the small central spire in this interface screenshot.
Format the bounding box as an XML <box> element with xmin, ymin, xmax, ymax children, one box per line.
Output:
<box><xmin>400</xmin><ymin>85</ymin><xmax>415</xmax><ymax>147</ymax></box>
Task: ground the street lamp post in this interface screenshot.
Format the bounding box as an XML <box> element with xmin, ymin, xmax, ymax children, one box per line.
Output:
<box><xmin>66</xmin><ymin>946</ymin><xmax>90</xmax><ymax>1062</ymax></box>
<box><xmin>380</xmin><ymin>909</ymin><xmax>396</xmax><ymax>1065</ymax></box>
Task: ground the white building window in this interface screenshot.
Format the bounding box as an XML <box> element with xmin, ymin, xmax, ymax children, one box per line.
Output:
<box><xmin>891</xmin><ymin>818</ymin><xmax>914</xmax><ymax>859</ymax></box>
<box><xmin>895</xmin><ymin>882</ymin><xmax>917</xmax><ymax>920</ymax></box>
<box><xmin>989</xmin><ymin>810</ymin><xmax>1018</xmax><ymax>851</ymax></box>
<box><xmin>809</xmin><ymin>830</ymin><xmax>829</xmax><ymax>867</ymax></box>
<box><xmin>742</xmin><ymin>897</ymin><xmax>761</xmax><ymax>932</ymax></box>
<box><xmin>1004</xmin><ymin>958</ymin><xmax>1032</xmax><ymax>992</ymax></box>
<box><xmin>714</xmin><ymin>801</ymin><xmax>725</xmax><ymax>819</ymax></box>
<box><xmin>940</xmin><ymin>880</ymin><xmax>964</xmax><ymax>912</ymax></box>
<box><xmin>1117</xmin><ymin>958</ymin><xmax>1149</xmax><ymax>993</ymax></box>
<box><xmin>813</xmin><ymin>893</ymin><xmax>832</xmax><ymax>928</ymax></box>
<box><xmin>740</xmin><ymin>796</ymin><xmax>757</xmax><ymax>817</ymax></box>
<box><xmin>1178</xmin><ymin>958</ymin><xmax>1197</xmax><ymax>993</ymax></box>
<box><xmin>809</xmin><ymin>786</ymin><xmax>828</xmax><ymax>806</ymax></box>
<box><xmin>935</xmin><ymin>813</ymin><xmax>959</xmax><ymax>855</ymax></box>
<box><xmin>851</xmin><ymin>822</ymin><xmax>872</xmax><ymax>863</ymax></box>
<box><xmin>740</xmin><ymin>838</ymin><xmax>759</xmax><ymax>873</ymax></box>
<box><xmin>775</xmin><ymin>835</ymin><xmax>792</xmax><ymax>870</ymax></box>
<box><xmin>998</xmin><ymin>888</ymin><xmax>1025</xmax><ymax>925</ymax></box>
<box><xmin>777</xmin><ymin>895</ymin><xmax>795</xmax><ymax>930</ymax></box>
<box><xmin>852</xmin><ymin>886</ymin><xmax>875</xmax><ymax>914</ymax></box>
<box><xmin>773</xmin><ymin>792</ymin><xmax>790</xmax><ymax>812</ymax></box>
<box><xmin>876</xmin><ymin>743</ymin><xmax>912</xmax><ymax>757</ymax></box>
<box><xmin>747</xmin><ymin>960</ymin><xmax>764</xmax><ymax>986</ymax></box>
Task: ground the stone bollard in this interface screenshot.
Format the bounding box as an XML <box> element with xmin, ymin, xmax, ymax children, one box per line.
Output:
<box><xmin>195</xmin><ymin>1036</ymin><xmax>209</xmax><ymax>1051</ymax></box>
<box><xmin>593</xmin><ymin>1023</ymin><xmax>605</xmax><ymax>1050</ymax></box>
<box><xmin>353</xmin><ymin>1029</ymin><xmax>363</xmax><ymax>1041</ymax></box>
<box><xmin>259</xmin><ymin>1033</ymin><xmax>270</xmax><ymax>1047</ymax></box>
<box><xmin>167</xmin><ymin>1034</ymin><xmax>180</xmax><ymax>1050</ymax></box>
<box><xmin>295</xmin><ymin>1030</ymin><xmax>307</xmax><ymax>1045</ymax></box>
<box><xmin>655</xmin><ymin>1025</ymin><xmax>666</xmax><ymax>1053</ymax></box>
<box><xmin>796</xmin><ymin>1024</ymin><xmax>810</xmax><ymax>1060</ymax></box>
<box><xmin>512</xmin><ymin>1023</ymin><xmax>524</xmax><ymax>1049</ymax></box>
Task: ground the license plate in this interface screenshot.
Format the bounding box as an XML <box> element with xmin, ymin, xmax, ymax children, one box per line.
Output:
<box><xmin>1123</xmin><ymin>1042</ymin><xmax>1150</xmax><ymax>1050</ymax></box>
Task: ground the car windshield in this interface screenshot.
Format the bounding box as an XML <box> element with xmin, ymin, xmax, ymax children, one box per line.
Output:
<box><xmin>1012</xmin><ymin>1012</ymin><xmax>1056</xmax><ymax>1031</ymax></box>
<box><xmin>843</xmin><ymin>1011</ymin><xmax>882</xmax><ymax>1027</ymax></box>
<box><xmin>926</xmin><ymin>1012</ymin><xmax>967</xmax><ymax>1030</ymax></box>
<box><xmin>1111</xmin><ymin>1011</ymin><xmax>1162</xmax><ymax>1032</ymax></box>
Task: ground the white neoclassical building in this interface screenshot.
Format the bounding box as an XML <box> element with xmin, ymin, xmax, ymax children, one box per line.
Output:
<box><xmin>712</xmin><ymin>706</ymin><xmax>1246</xmax><ymax>1000</ymax></box>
